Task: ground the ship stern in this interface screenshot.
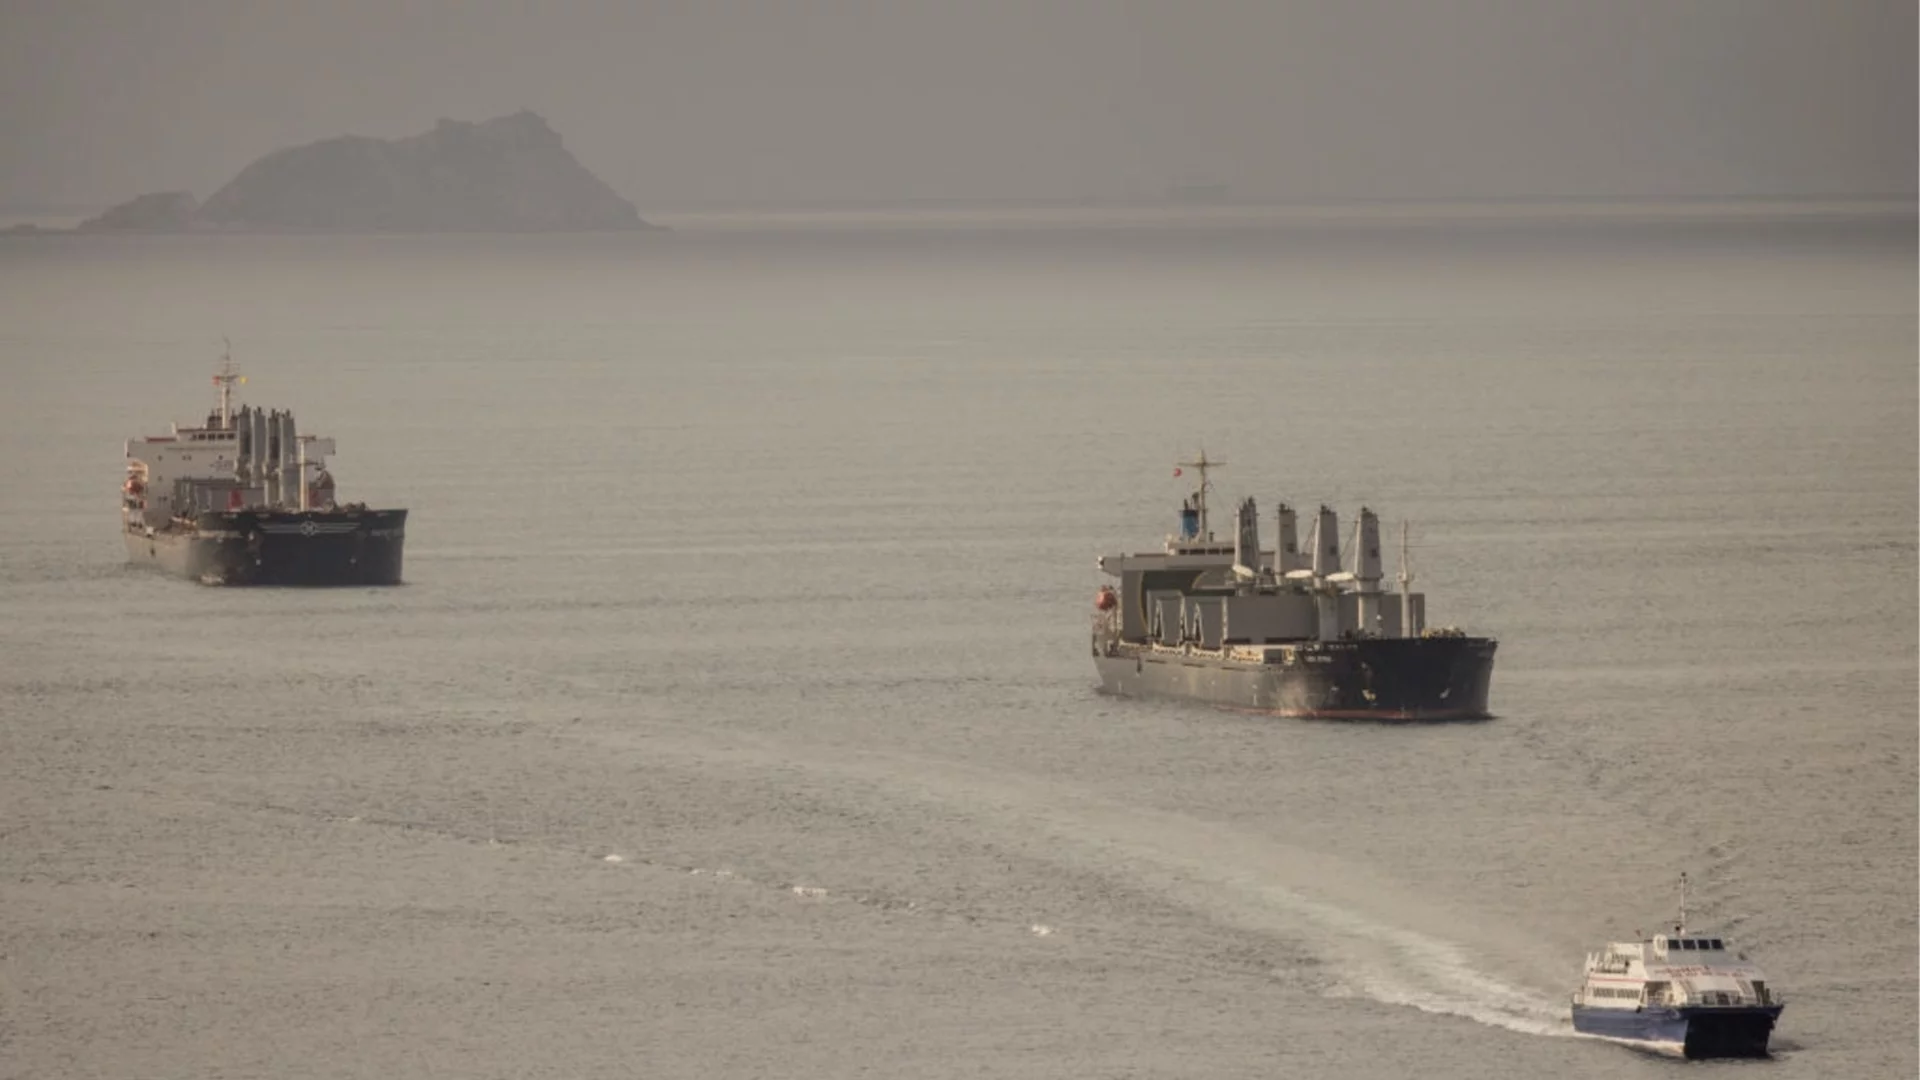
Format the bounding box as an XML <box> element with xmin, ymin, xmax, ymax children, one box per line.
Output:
<box><xmin>1682</xmin><ymin>1006</ymin><xmax>1783</xmax><ymax>1059</ymax></box>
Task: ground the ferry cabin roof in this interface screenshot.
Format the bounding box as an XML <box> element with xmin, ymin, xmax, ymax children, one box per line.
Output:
<box><xmin>1661</xmin><ymin>936</ymin><xmax>1728</xmax><ymax>953</ymax></box>
<box><xmin>1601</xmin><ymin>935</ymin><xmax>1732</xmax><ymax>959</ymax></box>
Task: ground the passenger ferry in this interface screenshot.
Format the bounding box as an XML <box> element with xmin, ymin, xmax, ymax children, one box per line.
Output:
<box><xmin>1570</xmin><ymin>873</ymin><xmax>1785</xmax><ymax>1057</ymax></box>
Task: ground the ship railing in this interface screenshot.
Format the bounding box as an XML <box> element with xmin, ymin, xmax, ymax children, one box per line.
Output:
<box><xmin>1142</xmin><ymin>640</ymin><xmax>1228</xmax><ymax>660</ymax></box>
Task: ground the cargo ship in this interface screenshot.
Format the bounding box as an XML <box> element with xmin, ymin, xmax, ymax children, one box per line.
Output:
<box><xmin>1090</xmin><ymin>453</ymin><xmax>1495</xmax><ymax>720</ymax></box>
<box><xmin>122</xmin><ymin>353</ymin><xmax>406</xmax><ymax>585</ymax></box>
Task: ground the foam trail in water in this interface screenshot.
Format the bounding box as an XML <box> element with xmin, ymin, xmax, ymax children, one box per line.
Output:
<box><xmin>1038</xmin><ymin>801</ymin><xmax>1577</xmax><ymax>1039</ymax></box>
<box><xmin>1034</xmin><ymin>804</ymin><xmax>1593</xmax><ymax>1039</ymax></box>
<box><xmin>1299</xmin><ymin>896</ymin><xmax>1573</xmax><ymax>1037</ymax></box>
<box><xmin>569</xmin><ymin>726</ymin><xmax>1579</xmax><ymax>1040</ymax></box>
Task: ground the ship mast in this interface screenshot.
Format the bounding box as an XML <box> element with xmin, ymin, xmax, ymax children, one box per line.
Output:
<box><xmin>1397</xmin><ymin>521</ymin><xmax>1413</xmax><ymax>592</ymax></box>
<box><xmin>1177</xmin><ymin>449</ymin><xmax>1225</xmax><ymax>540</ymax></box>
<box><xmin>1675</xmin><ymin>872</ymin><xmax>1689</xmax><ymax>935</ymax></box>
<box><xmin>1398</xmin><ymin>521</ymin><xmax>1416</xmax><ymax>637</ymax></box>
<box><xmin>212</xmin><ymin>338</ymin><xmax>244</xmax><ymax>431</ymax></box>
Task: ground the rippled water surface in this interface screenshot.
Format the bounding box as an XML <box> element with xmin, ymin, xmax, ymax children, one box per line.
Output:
<box><xmin>2</xmin><ymin>203</ymin><xmax>1914</xmax><ymax>1078</ymax></box>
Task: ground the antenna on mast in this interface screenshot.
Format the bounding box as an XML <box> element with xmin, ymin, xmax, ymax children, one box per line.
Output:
<box><xmin>1398</xmin><ymin>521</ymin><xmax>1413</xmax><ymax>594</ymax></box>
<box><xmin>212</xmin><ymin>337</ymin><xmax>245</xmax><ymax>430</ymax></box>
<box><xmin>1675</xmin><ymin>872</ymin><xmax>1689</xmax><ymax>935</ymax></box>
<box><xmin>1397</xmin><ymin>520</ymin><xmax>1420</xmax><ymax>638</ymax></box>
<box><xmin>1176</xmin><ymin>449</ymin><xmax>1225</xmax><ymax>540</ymax></box>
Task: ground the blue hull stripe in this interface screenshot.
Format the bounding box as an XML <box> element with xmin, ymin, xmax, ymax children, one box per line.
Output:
<box><xmin>1570</xmin><ymin>1005</ymin><xmax>1689</xmax><ymax>1045</ymax></box>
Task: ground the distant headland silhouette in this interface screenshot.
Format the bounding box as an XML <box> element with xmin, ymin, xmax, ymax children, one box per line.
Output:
<box><xmin>9</xmin><ymin>112</ymin><xmax>656</xmax><ymax>235</ymax></box>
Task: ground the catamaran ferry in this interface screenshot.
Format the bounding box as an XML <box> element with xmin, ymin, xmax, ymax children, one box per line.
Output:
<box><xmin>1569</xmin><ymin>874</ymin><xmax>1785</xmax><ymax>1058</ymax></box>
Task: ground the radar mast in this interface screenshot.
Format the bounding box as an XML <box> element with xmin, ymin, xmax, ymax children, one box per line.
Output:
<box><xmin>212</xmin><ymin>338</ymin><xmax>245</xmax><ymax>430</ymax></box>
<box><xmin>1675</xmin><ymin>872</ymin><xmax>1689</xmax><ymax>935</ymax></box>
<box><xmin>1177</xmin><ymin>449</ymin><xmax>1226</xmax><ymax>540</ymax></box>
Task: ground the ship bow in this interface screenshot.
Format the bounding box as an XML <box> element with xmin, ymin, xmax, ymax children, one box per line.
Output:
<box><xmin>197</xmin><ymin>508</ymin><xmax>406</xmax><ymax>585</ymax></box>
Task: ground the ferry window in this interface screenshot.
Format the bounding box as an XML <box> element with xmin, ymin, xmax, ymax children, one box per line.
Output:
<box><xmin>1680</xmin><ymin>940</ymin><xmax>1694</xmax><ymax>950</ymax></box>
<box><xmin>1710</xmin><ymin>939</ymin><xmax>1723</xmax><ymax>950</ymax></box>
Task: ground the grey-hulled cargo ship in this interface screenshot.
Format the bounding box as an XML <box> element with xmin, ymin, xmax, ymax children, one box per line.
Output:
<box><xmin>122</xmin><ymin>354</ymin><xmax>406</xmax><ymax>586</ymax></box>
<box><xmin>1091</xmin><ymin>453</ymin><xmax>1495</xmax><ymax>720</ymax></box>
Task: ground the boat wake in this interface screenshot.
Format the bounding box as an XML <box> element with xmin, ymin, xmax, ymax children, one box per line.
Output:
<box><xmin>992</xmin><ymin>795</ymin><xmax>1578</xmax><ymax>1041</ymax></box>
<box><xmin>569</xmin><ymin>723</ymin><xmax>1579</xmax><ymax>1041</ymax></box>
<box><xmin>1312</xmin><ymin>914</ymin><xmax>1573</xmax><ymax>1038</ymax></box>
<box><xmin>1568</xmin><ymin>1034</ymin><xmax>1686</xmax><ymax>1058</ymax></box>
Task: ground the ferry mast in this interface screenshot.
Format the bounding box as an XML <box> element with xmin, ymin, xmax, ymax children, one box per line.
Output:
<box><xmin>1675</xmin><ymin>872</ymin><xmax>1689</xmax><ymax>935</ymax></box>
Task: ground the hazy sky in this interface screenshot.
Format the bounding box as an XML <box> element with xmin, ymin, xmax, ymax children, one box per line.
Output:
<box><xmin>2</xmin><ymin>0</ymin><xmax>1914</xmax><ymax>210</ymax></box>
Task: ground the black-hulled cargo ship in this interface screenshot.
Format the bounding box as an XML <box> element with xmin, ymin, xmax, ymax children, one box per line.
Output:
<box><xmin>122</xmin><ymin>354</ymin><xmax>406</xmax><ymax>586</ymax></box>
<box><xmin>1091</xmin><ymin>453</ymin><xmax>1495</xmax><ymax>720</ymax></box>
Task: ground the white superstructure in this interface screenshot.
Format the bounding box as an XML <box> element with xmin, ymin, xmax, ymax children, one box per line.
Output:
<box><xmin>123</xmin><ymin>352</ymin><xmax>338</xmax><ymax>530</ymax></box>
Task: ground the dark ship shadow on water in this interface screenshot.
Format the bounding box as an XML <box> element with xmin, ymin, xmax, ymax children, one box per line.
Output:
<box><xmin>1213</xmin><ymin>704</ymin><xmax>1501</xmax><ymax>729</ymax></box>
<box><xmin>1088</xmin><ymin>685</ymin><xmax>1500</xmax><ymax>727</ymax></box>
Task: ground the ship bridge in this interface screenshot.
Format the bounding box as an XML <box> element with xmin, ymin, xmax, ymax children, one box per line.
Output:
<box><xmin>123</xmin><ymin>352</ymin><xmax>340</xmax><ymax>527</ymax></box>
<box><xmin>1097</xmin><ymin>453</ymin><xmax>1437</xmax><ymax>647</ymax></box>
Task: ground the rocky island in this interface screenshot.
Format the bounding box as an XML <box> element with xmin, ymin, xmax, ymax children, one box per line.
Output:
<box><xmin>65</xmin><ymin>112</ymin><xmax>653</xmax><ymax>234</ymax></box>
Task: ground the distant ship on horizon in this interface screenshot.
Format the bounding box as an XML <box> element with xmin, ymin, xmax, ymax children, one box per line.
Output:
<box><xmin>122</xmin><ymin>349</ymin><xmax>407</xmax><ymax>586</ymax></box>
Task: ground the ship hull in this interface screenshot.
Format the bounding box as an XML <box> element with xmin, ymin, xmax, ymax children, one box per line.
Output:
<box><xmin>1571</xmin><ymin>1004</ymin><xmax>1782</xmax><ymax>1059</ymax></box>
<box><xmin>1092</xmin><ymin>636</ymin><xmax>1496</xmax><ymax>720</ymax></box>
<box><xmin>124</xmin><ymin>509</ymin><xmax>406</xmax><ymax>586</ymax></box>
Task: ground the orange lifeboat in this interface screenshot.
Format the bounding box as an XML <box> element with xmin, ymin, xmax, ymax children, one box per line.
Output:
<box><xmin>1093</xmin><ymin>586</ymin><xmax>1118</xmax><ymax>612</ymax></box>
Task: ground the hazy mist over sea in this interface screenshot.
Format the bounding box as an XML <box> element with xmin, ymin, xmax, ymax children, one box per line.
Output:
<box><xmin>2</xmin><ymin>1</ymin><xmax>1914</xmax><ymax>213</ymax></box>
<box><xmin>2</xmin><ymin>3</ymin><xmax>1915</xmax><ymax>1078</ymax></box>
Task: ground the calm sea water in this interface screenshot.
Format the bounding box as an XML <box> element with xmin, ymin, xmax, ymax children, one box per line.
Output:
<box><xmin>2</xmin><ymin>202</ymin><xmax>1914</xmax><ymax>1079</ymax></box>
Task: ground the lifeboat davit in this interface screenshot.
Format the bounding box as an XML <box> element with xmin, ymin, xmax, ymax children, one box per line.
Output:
<box><xmin>1094</xmin><ymin>586</ymin><xmax>1118</xmax><ymax>612</ymax></box>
